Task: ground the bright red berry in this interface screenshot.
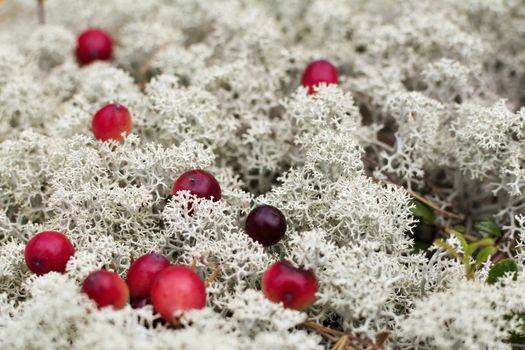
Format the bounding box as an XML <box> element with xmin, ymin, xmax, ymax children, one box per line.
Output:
<box><xmin>126</xmin><ymin>253</ymin><xmax>171</xmax><ymax>301</ymax></box>
<box><xmin>301</xmin><ymin>59</ymin><xmax>339</xmax><ymax>94</ymax></box>
<box><xmin>91</xmin><ymin>103</ymin><xmax>132</xmax><ymax>142</ymax></box>
<box><xmin>262</xmin><ymin>260</ymin><xmax>317</xmax><ymax>311</ymax></box>
<box><xmin>150</xmin><ymin>265</ymin><xmax>206</xmax><ymax>322</ymax></box>
<box><xmin>173</xmin><ymin>170</ymin><xmax>221</xmax><ymax>203</ymax></box>
<box><xmin>75</xmin><ymin>28</ymin><xmax>113</xmax><ymax>65</ymax></box>
<box><xmin>245</xmin><ymin>205</ymin><xmax>287</xmax><ymax>246</ymax></box>
<box><xmin>81</xmin><ymin>270</ymin><xmax>129</xmax><ymax>310</ymax></box>
<box><xmin>24</xmin><ymin>231</ymin><xmax>75</xmax><ymax>276</ymax></box>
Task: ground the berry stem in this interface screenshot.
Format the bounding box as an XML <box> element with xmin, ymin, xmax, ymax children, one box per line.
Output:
<box><xmin>36</xmin><ymin>0</ymin><xmax>45</xmax><ymax>25</ymax></box>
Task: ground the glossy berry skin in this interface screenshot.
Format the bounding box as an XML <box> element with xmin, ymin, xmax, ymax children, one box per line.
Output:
<box><xmin>91</xmin><ymin>103</ymin><xmax>132</xmax><ymax>143</ymax></box>
<box><xmin>126</xmin><ymin>253</ymin><xmax>171</xmax><ymax>301</ymax></box>
<box><xmin>245</xmin><ymin>205</ymin><xmax>287</xmax><ymax>246</ymax></box>
<box><xmin>81</xmin><ymin>270</ymin><xmax>129</xmax><ymax>310</ymax></box>
<box><xmin>24</xmin><ymin>231</ymin><xmax>75</xmax><ymax>276</ymax></box>
<box><xmin>262</xmin><ymin>260</ymin><xmax>317</xmax><ymax>311</ymax></box>
<box><xmin>301</xmin><ymin>59</ymin><xmax>339</xmax><ymax>94</ymax></box>
<box><xmin>150</xmin><ymin>265</ymin><xmax>206</xmax><ymax>322</ymax></box>
<box><xmin>172</xmin><ymin>170</ymin><xmax>221</xmax><ymax>202</ymax></box>
<box><xmin>75</xmin><ymin>28</ymin><xmax>113</xmax><ymax>65</ymax></box>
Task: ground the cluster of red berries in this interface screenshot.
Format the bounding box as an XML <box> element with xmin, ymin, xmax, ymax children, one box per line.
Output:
<box><xmin>75</xmin><ymin>28</ymin><xmax>338</xmax><ymax>144</ymax></box>
<box><xmin>23</xmin><ymin>170</ymin><xmax>317</xmax><ymax>319</ymax></box>
<box><xmin>22</xmin><ymin>27</ymin><xmax>332</xmax><ymax>319</ymax></box>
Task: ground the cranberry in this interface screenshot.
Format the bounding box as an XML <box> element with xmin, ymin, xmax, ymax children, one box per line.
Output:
<box><xmin>81</xmin><ymin>270</ymin><xmax>129</xmax><ymax>310</ymax></box>
<box><xmin>301</xmin><ymin>59</ymin><xmax>339</xmax><ymax>94</ymax></box>
<box><xmin>24</xmin><ymin>231</ymin><xmax>75</xmax><ymax>276</ymax></box>
<box><xmin>75</xmin><ymin>28</ymin><xmax>113</xmax><ymax>65</ymax></box>
<box><xmin>91</xmin><ymin>103</ymin><xmax>132</xmax><ymax>143</ymax></box>
<box><xmin>261</xmin><ymin>260</ymin><xmax>317</xmax><ymax>311</ymax></box>
<box><xmin>150</xmin><ymin>265</ymin><xmax>206</xmax><ymax>322</ymax></box>
<box><xmin>245</xmin><ymin>205</ymin><xmax>287</xmax><ymax>246</ymax></box>
<box><xmin>172</xmin><ymin>170</ymin><xmax>221</xmax><ymax>207</ymax></box>
<box><xmin>126</xmin><ymin>253</ymin><xmax>171</xmax><ymax>301</ymax></box>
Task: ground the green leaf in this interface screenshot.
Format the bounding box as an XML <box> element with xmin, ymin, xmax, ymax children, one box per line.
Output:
<box><xmin>453</xmin><ymin>225</ymin><xmax>466</xmax><ymax>234</ymax></box>
<box><xmin>410</xmin><ymin>199</ymin><xmax>435</xmax><ymax>225</ymax></box>
<box><xmin>464</xmin><ymin>237</ymin><xmax>495</xmax><ymax>257</ymax></box>
<box><xmin>474</xmin><ymin>246</ymin><xmax>497</xmax><ymax>269</ymax></box>
<box><xmin>487</xmin><ymin>259</ymin><xmax>518</xmax><ymax>285</ymax></box>
<box><xmin>474</xmin><ymin>218</ymin><xmax>502</xmax><ymax>238</ymax></box>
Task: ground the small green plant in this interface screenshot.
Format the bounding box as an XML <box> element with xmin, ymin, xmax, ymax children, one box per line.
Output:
<box><xmin>434</xmin><ymin>228</ymin><xmax>497</xmax><ymax>280</ymax></box>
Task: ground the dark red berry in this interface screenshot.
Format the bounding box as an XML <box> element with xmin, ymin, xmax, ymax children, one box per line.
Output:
<box><xmin>245</xmin><ymin>205</ymin><xmax>287</xmax><ymax>246</ymax></box>
<box><xmin>24</xmin><ymin>231</ymin><xmax>75</xmax><ymax>276</ymax></box>
<box><xmin>126</xmin><ymin>253</ymin><xmax>171</xmax><ymax>301</ymax></box>
<box><xmin>81</xmin><ymin>270</ymin><xmax>129</xmax><ymax>310</ymax></box>
<box><xmin>75</xmin><ymin>28</ymin><xmax>113</xmax><ymax>65</ymax></box>
<box><xmin>301</xmin><ymin>59</ymin><xmax>339</xmax><ymax>94</ymax></box>
<box><xmin>262</xmin><ymin>260</ymin><xmax>317</xmax><ymax>311</ymax></box>
<box><xmin>91</xmin><ymin>103</ymin><xmax>132</xmax><ymax>142</ymax></box>
<box><xmin>150</xmin><ymin>265</ymin><xmax>206</xmax><ymax>322</ymax></box>
<box><xmin>173</xmin><ymin>169</ymin><xmax>221</xmax><ymax>203</ymax></box>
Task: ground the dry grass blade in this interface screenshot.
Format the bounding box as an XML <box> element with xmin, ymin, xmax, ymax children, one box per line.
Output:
<box><xmin>205</xmin><ymin>264</ymin><xmax>221</xmax><ymax>287</ymax></box>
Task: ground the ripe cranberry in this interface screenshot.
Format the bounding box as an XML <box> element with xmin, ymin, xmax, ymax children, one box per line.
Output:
<box><xmin>245</xmin><ymin>205</ymin><xmax>287</xmax><ymax>246</ymax></box>
<box><xmin>301</xmin><ymin>59</ymin><xmax>339</xmax><ymax>94</ymax></box>
<box><xmin>126</xmin><ymin>253</ymin><xmax>171</xmax><ymax>301</ymax></box>
<box><xmin>81</xmin><ymin>270</ymin><xmax>129</xmax><ymax>310</ymax></box>
<box><xmin>262</xmin><ymin>260</ymin><xmax>317</xmax><ymax>311</ymax></box>
<box><xmin>75</xmin><ymin>28</ymin><xmax>113</xmax><ymax>65</ymax></box>
<box><xmin>24</xmin><ymin>231</ymin><xmax>75</xmax><ymax>276</ymax></box>
<box><xmin>91</xmin><ymin>103</ymin><xmax>132</xmax><ymax>142</ymax></box>
<box><xmin>172</xmin><ymin>170</ymin><xmax>221</xmax><ymax>207</ymax></box>
<box><xmin>150</xmin><ymin>265</ymin><xmax>206</xmax><ymax>322</ymax></box>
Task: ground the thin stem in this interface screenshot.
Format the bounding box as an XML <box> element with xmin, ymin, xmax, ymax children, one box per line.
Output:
<box><xmin>205</xmin><ymin>265</ymin><xmax>221</xmax><ymax>287</ymax></box>
<box><xmin>302</xmin><ymin>321</ymin><xmax>384</xmax><ymax>350</ymax></box>
<box><xmin>372</xmin><ymin>177</ymin><xmax>465</xmax><ymax>221</ymax></box>
<box><xmin>37</xmin><ymin>0</ymin><xmax>45</xmax><ymax>25</ymax></box>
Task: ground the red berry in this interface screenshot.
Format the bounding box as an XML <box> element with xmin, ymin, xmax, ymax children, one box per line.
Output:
<box><xmin>75</xmin><ymin>28</ymin><xmax>113</xmax><ymax>65</ymax></box>
<box><xmin>81</xmin><ymin>270</ymin><xmax>129</xmax><ymax>310</ymax></box>
<box><xmin>245</xmin><ymin>205</ymin><xmax>287</xmax><ymax>246</ymax></box>
<box><xmin>24</xmin><ymin>231</ymin><xmax>75</xmax><ymax>276</ymax></box>
<box><xmin>91</xmin><ymin>103</ymin><xmax>132</xmax><ymax>142</ymax></box>
<box><xmin>301</xmin><ymin>59</ymin><xmax>339</xmax><ymax>94</ymax></box>
<box><xmin>150</xmin><ymin>265</ymin><xmax>206</xmax><ymax>322</ymax></box>
<box><xmin>126</xmin><ymin>253</ymin><xmax>171</xmax><ymax>301</ymax></box>
<box><xmin>262</xmin><ymin>260</ymin><xmax>317</xmax><ymax>311</ymax></box>
<box><xmin>173</xmin><ymin>169</ymin><xmax>221</xmax><ymax>203</ymax></box>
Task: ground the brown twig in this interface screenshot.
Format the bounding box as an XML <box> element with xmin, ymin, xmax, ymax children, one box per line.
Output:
<box><xmin>492</xmin><ymin>238</ymin><xmax>517</xmax><ymax>264</ymax></box>
<box><xmin>372</xmin><ymin>177</ymin><xmax>465</xmax><ymax>221</ymax></box>
<box><xmin>37</xmin><ymin>0</ymin><xmax>45</xmax><ymax>25</ymax></box>
<box><xmin>331</xmin><ymin>335</ymin><xmax>349</xmax><ymax>350</ymax></box>
<box><xmin>205</xmin><ymin>264</ymin><xmax>221</xmax><ymax>287</ymax></box>
<box><xmin>303</xmin><ymin>321</ymin><xmax>385</xmax><ymax>350</ymax></box>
